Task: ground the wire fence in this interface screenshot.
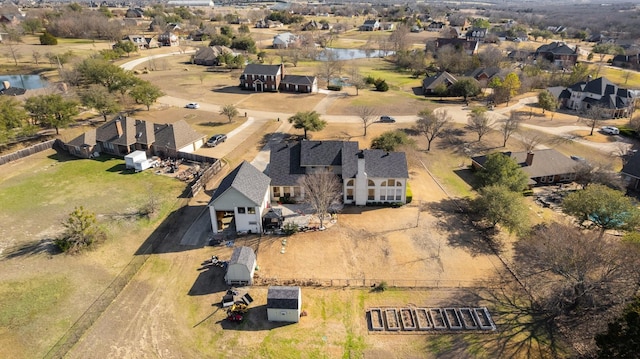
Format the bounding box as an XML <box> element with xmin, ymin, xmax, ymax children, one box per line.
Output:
<box><xmin>43</xmin><ymin>197</ymin><xmax>189</xmax><ymax>359</ymax></box>
<box><xmin>253</xmin><ymin>277</ymin><xmax>498</xmax><ymax>289</ymax></box>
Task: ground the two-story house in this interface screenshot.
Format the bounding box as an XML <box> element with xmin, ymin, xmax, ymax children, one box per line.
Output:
<box><xmin>534</xmin><ymin>42</ymin><xmax>578</xmax><ymax>69</ymax></box>
<box><xmin>240</xmin><ymin>64</ymin><xmax>284</xmax><ymax>92</ymax></box>
<box><xmin>557</xmin><ymin>76</ymin><xmax>636</xmax><ymax>118</ymax></box>
<box><xmin>268</xmin><ymin>140</ymin><xmax>409</xmax><ymax>206</ymax></box>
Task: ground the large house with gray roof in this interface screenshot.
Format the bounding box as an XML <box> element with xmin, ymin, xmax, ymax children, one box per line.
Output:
<box><xmin>208</xmin><ymin>161</ymin><xmax>271</xmax><ymax>234</ymax></box>
<box><xmin>65</xmin><ymin>116</ymin><xmax>206</xmax><ymax>159</ymax></box>
<box><xmin>556</xmin><ymin>76</ymin><xmax>636</xmax><ymax>118</ymax></box>
<box><xmin>534</xmin><ymin>42</ymin><xmax>578</xmax><ymax>69</ymax></box>
<box><xmin>471</xmin><ymin>149</ymin><xmax>577</xmax><ymax>187</ymax></box>
<box><xmin>268</xmin><ymin>140</ymin><xmax>409</xmax><ymax>206</ymax></box>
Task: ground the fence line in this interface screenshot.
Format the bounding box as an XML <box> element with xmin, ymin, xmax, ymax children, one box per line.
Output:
<box><xmin>0</xmin><ymin>139</ymin><xmax>56</xmax><ymax>166</ymax></box>
<box><xmin>43</xmin><ymin>197</ymin><xmax>189</xmax><ymax>359</ymax></box>
<box><xmin>187</xmin><ymin>159</ymin><xmax>224</xmax><ymax>197</ymax></box>
<box><xmin>253</xmin><ymin>277</ymin><xmax>498</xmax><ymax>289</ymax></box>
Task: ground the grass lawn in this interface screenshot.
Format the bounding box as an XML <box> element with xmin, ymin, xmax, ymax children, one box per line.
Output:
<box><xmin>0</xmin><ymin>150</ymin><xmax>186</xmax><ymax>359</ymax></box>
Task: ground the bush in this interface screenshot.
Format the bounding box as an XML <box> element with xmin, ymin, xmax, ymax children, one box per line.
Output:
<box><xmin>282</xmin><ymin>222</ymin><xmax>299</xmax><ymax>236</ymax></box>
<box><xmin>372</xmin><ymin>280</ymin><xmax>388</xmax><ymax>292</ymax></box>
<box><xmin>279</xmin><ymin>196</ymin><xmax>296</xmax><ymax>204</ymax></box>
<box><xmin>375</xmin><ymin>79</ymin><xmax>389</xmax><ymax>92</ymax></box>
<box><xmin>365</xmin><ymin>75</ymin><xmax>376</xmax><ymax>85</ymax></box>
<box><xmin>522</xmin><ymin>189</ymin><xmax>534</xmax><ymax>197</ymax></box>
<box><xmin>327</xmin><ymin>85</ymin><xmax>342</xmax><ymax>91</ymax></box>
<box><xmin>618</xmin><ymin>125</ymin><xmax>637</xmax><ymax>138</ymax></box>
<box><xmin>39</xmin><ymin>32</ymin><xmax>58</xmax><ymax>45</ymax></box>
<box><xmin>406</xmin><ymin>183</ymin><xmax>413</xmax><ymax>203</ymax></box>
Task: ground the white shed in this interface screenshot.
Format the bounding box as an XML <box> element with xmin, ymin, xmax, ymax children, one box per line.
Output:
<box><xmin>124</xmin><ymin>150</ymin><xmax>147</xmax><ymax>169</ymax></box>
<box><xmin>225</xmin><ymin>246</ymin><xmax>257</xmax><ymax>286</ymax></box>
<box><xmin>267</xmin><ymin>286</ymin><xmax>302</xmax><ymax>323</ymax></box>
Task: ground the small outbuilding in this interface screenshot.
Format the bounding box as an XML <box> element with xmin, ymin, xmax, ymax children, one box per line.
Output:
<box><xmin>267</xmin><ymin>286</ymin><xmax>302</xmax><ymax>323</ymax></box>
<box><xmin>225</xmin><ymin>246</ymin><xmax>257</xmax><ymax>286</ymax></box>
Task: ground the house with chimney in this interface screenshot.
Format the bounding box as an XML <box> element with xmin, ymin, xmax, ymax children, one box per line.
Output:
<box><xmin>534</xmin><ymin>42</ymin><xmax>578</xmax><ymax>69</ymax></box>
<box><xmin>268</xmin><ymin>140</ymin><xmax>409</xmax><ymax>205</ymax></box>
<box><xmin>555</xmin><ymin>76</ymin><xmax>636</xmax><ymax>118</ymax></box>
<box><xmin>431</xmin><ymin>38</ymin><xmax>479</xmax><ymax>56</ymax></box>
<box><xmin>239</xmin><ymin>64</ymin><xmax>317</xmax><ymax>93</ymax></box>
<box><xmin>64</xmin><ymin>116</ymin><xmax>206</xmax><ymax>159</ymax></box>
<box><xmin>471</xmin><ymin>149</ymin><xmax>577</xmax><ymax>187</ymax></box>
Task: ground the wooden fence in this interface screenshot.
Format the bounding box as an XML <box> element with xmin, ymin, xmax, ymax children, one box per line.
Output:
<box><xmin>0</xmin><ymin>139</ymin><xmax>56</xmax><ymax>166</ymax></box>
<box><xmin>187</xmin><ymin>159</ymin><xmax>224</xmax><ymax>197</ymax></box>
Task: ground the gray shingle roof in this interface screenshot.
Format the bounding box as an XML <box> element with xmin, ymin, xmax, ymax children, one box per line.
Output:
<box><xmin>268</xmin><ymin>142</ymin><xmax>306</xmax><ymax>186</ymax></box>
<box><xmin>282</xmin><ymin>75</ymin><xmax>316</xmax><ymax>86</ymax></box>
<box><xmin>472</xmin><ymin>149</ymin><xmax>576</xmax><ymax>179</ymax></box>
<box><xmin>67</xmin><ymin>128</ymin><xmax>97</xmax><ymax>147</ymax></box>
<box><xmin>229</xmin><ymin>246</ymin><xmax>256</xmax><ymax>270</ymax></box>
<box><xmin>423</xmin><ymin>71</ymin><xmax>457</xmax><ymax>90</ymax></box>
<box><xmin>95</xmin><ymin>116</ymin><xmax>137</xmax><ymax>146</ymax></box>
<box><xmin>154</xmin><ymin>120</ymin><xmax>205</xmax><ymax>150</ymax></box>
<box><xmin>536</xmin><ymin>42</ymin><xmax>576</xmax><ymax>55</ymax></box>
<box><xmin>267</xmin><ymin>286</ymin><xmax>300</xmax><ymax>309</ymax></box>
<box><xmin>242</xmin><ymin>64</ymin><xmax>282</xmax><ymax>76</ymax></box>
<box><xmin>341</xmin><ymin>149</ymin><xmax>409</xmax><ymax>179</ymax></box>
<box><xmin>210</xmin><ymin>161</ymin><xmax>271</xmax><ymax>206</ymax></box>
<box><xmin>622</xmin><ymin>152</ymin><xmax>640</xmax><ymax>178</ymax></box>
<box><xmin>300</xmin><ymin>140</ymin><xmax>344</xmax><ymax>166</ymax></box>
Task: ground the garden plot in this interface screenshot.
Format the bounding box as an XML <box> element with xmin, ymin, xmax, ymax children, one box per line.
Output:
<box><xmin>367</xmin><ymin>307</ymin><xmax>496</xmax><ymax>333</ymax></box>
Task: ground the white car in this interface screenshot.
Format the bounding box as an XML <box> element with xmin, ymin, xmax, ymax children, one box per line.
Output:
<box><xmin>601</xmin><ymin>126</ymin><xmax>619</xmax><ymax>135</ymax></box>
<box><xmin>185</xmin><ymin>102</ymin><xmax>200</xmax><ymax>109</ymax></box>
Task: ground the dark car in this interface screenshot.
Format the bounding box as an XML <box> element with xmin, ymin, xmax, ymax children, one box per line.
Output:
<box><xmin>206</xmin><ymin>134</ymin><xmax>227</xmax><ymax>147</ymax></box>
<box><xmin>380</xmin><ymin>115</ymin><xmax>396</xmax><ymax>123</ymax></box>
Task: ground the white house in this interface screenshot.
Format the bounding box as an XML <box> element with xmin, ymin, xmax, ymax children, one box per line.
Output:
<box><xmin>267</xmin><ymin>286</ymin><xmax>302</xmax><ymax>322</ymax></box>
<box><xmin>225</xmin><ymin>246</ymin><xmax>257</xmax><ymax>286</ymax></box>
<box><xmin>557</xmin><ymin>76</ymin><xmax>636</xmax><ymax>118</ymax></box>
<box><xmin>208</xmin><ymin>161</ymin><xmax>271</xmax><ymax>234</ymax></box>
<box><xmin>272</xmin><ymin>32</ymin><xmax>298</xmax><ymax>49</ymax></box>
<box><xmin>267</xmin><ymin>141</ymin><xmax>409</xmax><ymax>206</ymax></box>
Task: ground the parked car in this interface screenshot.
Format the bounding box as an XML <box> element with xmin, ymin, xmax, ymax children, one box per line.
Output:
<box><xmin>380</xmin><ymin>116</ymin><xmax>396</xmax><ymax>123</ymax></box>
<box><xmin>601</xmin><ymin>126</ymin><xmax>619</xmax><ymax>135</ymax></box>
<box><xmin>206</xmin><ymin>134</ymin><xmax>227</xmax><ymax>147</ymax></box>
<box><xmin>186</xmin><ymin>102</ymin><xmax>200</xmax><ymax>109</ymax></box>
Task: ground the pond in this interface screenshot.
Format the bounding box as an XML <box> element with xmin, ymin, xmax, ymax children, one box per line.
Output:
<box><xmin>0</xmin><ymin>74</ymin><xmax>48</xmax><ymax>89</ymax></box>
<box><xmin>316</xmin><ymin>47</ymin><xmax>394</xmax><ymax>61</ymax></box>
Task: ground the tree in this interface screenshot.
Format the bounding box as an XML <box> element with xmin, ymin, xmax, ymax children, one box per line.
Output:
<box><xmin>562</xmin><ymin>184</ymin><xmax>640</xmax><ymax>233</ymax></box>
<box><xmin>54</xmin><ymin>206</ymin><xmax>106</xmax><ymax>254</ymax></box>
<box><xmin>371</xmin><ymin>130</ymin><xmax>410</xmax><ymax>152</ymax></box>
<box><xmin>472</xmin><ymin>185</ymin><xmax>529</xmax><ymax>235</ymax></box>
<box><xmin>389</xmin><ymin>24</ymin><xmax>410</xmax><ymax>52</ymax></box>
<box><xmin>317</xmin><ymin>50</ymin><xmax>342</xmax><ymax>88</ymax></box>
<box><xmin>354</xmin><ymin>106</ymin><xmax>378</xmax><ymax>136</ymax></box>
<box><xmin>449</xmin><ymin>78</ymin><xmax>481</xmax><ymax>102</ymax></box>
<box><xmin>467</xmin><ymin>107</ymin><xmax>493</xmax><ymax>141</ymax></box>
<box><xmin>375</xmin><ymin>79</ymin><xmax>389</xmax><ymax>92</ymax></box>
<box><xmin>500</xmin><ymin>111</ymin><xmax>521</xmax><ymax>147</ymax></box>
<box><xmin>129</xmin><ymin>81</ymin><xmax>163</xmax><ymax>111</ymax></box>
<box><xmin>596</xmin><ymin>297</ymin><xmax>640</xmax><ymax>358</ymax></box>
<box><xmin>32</xmin><ymin>51</ymin><xmax>42</xmax><ymax>65</ymax></box>
<box><xmin>22</xmin><ymin>18</ymin><xmax>43</xmax><ymax>35</ymax></box>
<box><xmin>573</xmin><ymin>161</ymin><xmax>625</xmax><ymax>190</ymax></box>
<box><xmin>220</xmin><ymin>104</ymin><xmax>239</xmax><ymax>123</ymax></box>
<box><xmin>39</xmin><ymin>32</ymin><xmax>58</xmax><ymax>45</ymax></box>
<box><xmin>209</xmin><ymin>34</ymin><xmax>232</xmax><ymax>47</ymax></box>
<box><xmin>80</xmin><ymin>85</ymin><xmax>121</xmax><ymax>121</ymax></box>
<box><xmin>476</xmin><ymin>152</ymin><xmax>529</xmax><ymax>192</ymax></box>
<box><xmin>416</xmin><ymin>109</ymin><xmax>451</xmax><ymax>151</ymax></box>
<box><xmin>231</xmin><ymin>37</ymin><xmax>256</xmax><ymax>53</ymax></box>
<box><xmin>538</xmin><ymin>90</ymin><xmax>558</xmax><ymax>115</ymax></box>
<box><xmin>0</xmin><ymin>97</ymin><xmax>29</xmax><ymax>130</ymax></box>
<box><xmin>581</xmin><ymin>105</ymin><xmax>609</xmax><ymax>136</ymax></box>
<box><xmin>298</xmin><ymin>170</ymin><xmax>341</xmax><ymax>230</ymax></box>
<box><xmin>288</xmin><ymin>111</ymin><xmax>326</xmax><ymax>139</ymax></box>
<box><xmin>24</xmin><ymin>94</ymin><xmax>79</xmax><ymax>134</ymax></box>
<box><xmin>502</xmin><ymin>73</ymin><xmax>521</xmax><ymax>106</ymax></box>
<box><xmin>113</xmin><ymin>40</ymin><xmax>137</xmax><ymax>57</ymax></box>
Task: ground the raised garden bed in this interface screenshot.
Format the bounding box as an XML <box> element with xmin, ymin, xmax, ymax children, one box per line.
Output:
<box><xmin>400</xmin><ymin>308</ymin><xmax>416</xmax><ymax>331</ymax></box>
<box><xmin>384</xmin><ymin>309</ymin><xmax>400</xmax><ymax>331</ymax></box>
<box><xmin>415</xmin><ymin>308</ymin><xmax>433</xmax><ymax>330</ymax></box>
<box><xmin>430</xmin><ymin>308</ymin><xmax>447</xmax><ymax>329</ymax></box>
<box><xmin>369</xmin><ymin>308</ymin><xmax>384</xmax><ymax>331</ymax></box>
<box><xmin>444</xmin><ymin>308</ymin><xmax>463</xmax><ymax>330</ymax></box>
<box><xmin>459</xmin><ymin>308</ymin><xmax>478</xmax><ymax>329</ymax></box>
<box><xmin>474</xmin><ymin>307</ymin><xmax>496</xmax><ymax>330</ymax></box>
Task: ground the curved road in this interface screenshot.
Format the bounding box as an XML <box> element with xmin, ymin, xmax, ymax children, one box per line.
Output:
<box><xmin>121</xmin><ymin>56</ymin><xmax>631</xmax><ymax>157</ymax></box>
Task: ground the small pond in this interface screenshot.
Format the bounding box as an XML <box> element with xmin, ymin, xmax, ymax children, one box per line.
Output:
<box><xmin>316</xmin><ymin>48</ymin><xmax>394</xmax><ymax>61</ymax></box>
<box><xmin>0</xmin><ymin>74</ymin><xmax>48</xmax><ymax>90</ymax></box>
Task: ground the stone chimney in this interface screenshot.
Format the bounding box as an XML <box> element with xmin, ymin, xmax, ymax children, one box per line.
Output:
<box><xmin>525</xmin><ymin>152</ymin><xmax>534</xmax><ymax>166</ymax></box>
<box><xmin>115</xmin><ymin>119</ymin><xmax>123</xmax><ymax>137</ymax></box>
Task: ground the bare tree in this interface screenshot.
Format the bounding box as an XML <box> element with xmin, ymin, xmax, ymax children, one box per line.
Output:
<box><xmin>32</xmin><ymin>51</ymin><xmax>42</xmax><ymax>65</ymax></box>
<box><xmin>354</xmin><ymin>105</ymin><xmax>378</xmax><ymax>136</ymax></box>
<box><xmin>573</xmin><ymin>161</ymin><xmax>625</xmax><ymax>190</ymax></box>
<box><xmin>298</xmin><ymin>170</ymin><xmax>341</xmax><ymax>229</ymax></box>
<box><xmin>317</xmin><ymin>50</ymin><xmax>342</xmax><ymax>88</ymax></box>
<box><xmin>500</xmin><ymin>111</ymin><xmax>521</xmax><ymax>147</ymax></box>
<box><xmin>389</xmin><ymin>23</ymin><xmax>410</xmax><ymax>52</ymax></box>
<box><xmin>520</xmin><ymin>133</ymin><xmax>545</xmax><ymax>152</ymax></box>
<box><xmin>581</xmin><ymin>105</ymin><xmax>610</xmax><ymax>136</ymax></box>
<box><xmin>467</xmin><ymin>107</ymin><xmax>494</xmax><ymax>141</ymax></box>
<box><xmin>416</xmin><ymin>109</ymin><xmax>451</xmax><ymax>151</ymax></box>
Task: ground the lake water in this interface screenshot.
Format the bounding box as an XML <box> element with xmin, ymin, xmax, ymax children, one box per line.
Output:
<box><xmin>0</xmin><ymin>75</ymin><xmax>48</xmax><ymax>89</ymax></box>
<box><xmin>316</xmin><ymin>48</ymin><xmax>394</xmax><ymax>61</ymax></box>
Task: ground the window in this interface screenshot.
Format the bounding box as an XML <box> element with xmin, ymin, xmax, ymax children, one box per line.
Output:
<box><xmin>346</xmin><ymin>188</ymin><xmax>353</xmax><ymax>200</ymax></box>
<box><xmin>368</xmin><ymin>180</ymin><xmax>375</xmax><ymax>186</ymax></box>
<box><xmin>249</xmin><ymin>221</ymin><xmax>257</xmax><ymax>225</ymax></box>
<box><xmin>248</xmin><ymin>207</ymin><xmax>256</xmax><ymax>214</ymax></box>
<box><xmin>273</xmin><ymin>187</ymin><xmax>281</xmax><ymax>197</ymax></box>
<box><xmin>294</xmin><ymin>187</ymin><xmax>301</xmax><ymax>197</ymax></box>
<box><xmin>237</xmin><ymin>207</ymin><xmax>246</xmax><ymax>214</ymax></box>
<box><xmin>346</xmin><ymin>180</ymin><xmax>354</xmax><ymax>187</ymax></box>
<box><xmin>381</xmin><ymin>181</ymin><xmax>387</xmax><ymax>187</ymax></box>
<box><xmin>283</xmin><ymin>186</ymin><xmax>291</xmax><ymax>197</ymax></box>
<box><xmin>368</xmin><ymin>189</ymin><xmax>375</xmax><ymax>201</ymax></box>
<box><xmin>388</xmin><ymin>179</ymin><xmax>395</xmax><ymax>186</ymax></box>
<box><xmin>380</xmin><ymin>194</ymin><xmax>386</xmax><ymax>200</ymax></box>
<box><xmin>396</xmin><ymin>189</ymin><xmax>402</xmax><ymax>200</ymax></box>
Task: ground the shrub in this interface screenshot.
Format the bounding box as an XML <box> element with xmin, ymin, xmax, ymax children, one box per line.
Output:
<box><xmin>373</xmin><ymin>280</ymin><xmax>388</xmax><ymax>292</ymax></box>
<box><xmin>327</xmin><ymin>85</ymin><xmax>342</xmax><ymax>91</ymax></box>
<box><xmin>365</xmin><ymin>75</ymin><xmax>376</xmax><ymax>85</ymax></box>
<box><xmin>282</xmin><ymin>222</ymin><xmax>299</xmax><ymax>236</ymax></box>
<box><xmin>40</xmin><ymin>32</ymin><xmax>58</xmax><ymax>45</ymax></box>
<box><xmin>375</xmin><ymin>79</ymin><xmax>389</xmax><ymax>92</ymax></box>
<box><xmin>279</xmin><ymin>196</ymin><xmax>296</xmax><ymax>204</ymax></box>
<box><xmin>406</xmin><ymin>184</ymin><xmax>413</xmax><ymax>203</ymax></box>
